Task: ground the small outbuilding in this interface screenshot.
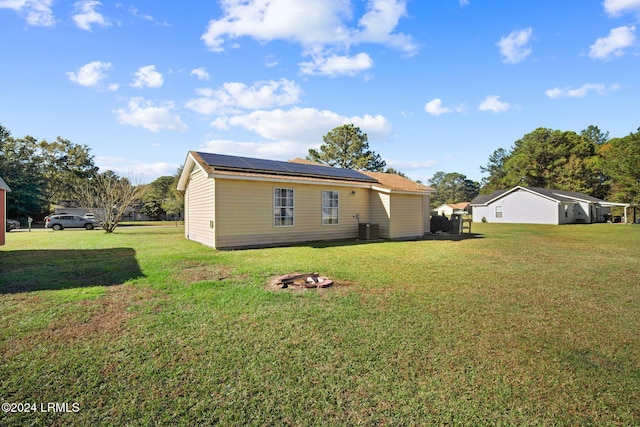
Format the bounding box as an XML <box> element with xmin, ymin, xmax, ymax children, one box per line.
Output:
<box><xmin>470</xmin><ymin>186</ymin><xmax>628</xmax><ymax>224</ymax></box>
<box><xmin>1</xmin><ymin>177</ymin><xmax>11</xmax><ymax>246</ymax></box>
<box><xmin>434</xmin><ymin>202</ymin><xmax>469</xmax><ymax>216</ymax></box>
<box><xmin>177</xmin><ymin>152</ymin><xmax>435</xmax><ymax>249</ymax></box>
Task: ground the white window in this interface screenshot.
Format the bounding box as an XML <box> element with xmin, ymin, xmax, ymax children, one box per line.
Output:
<box><xmin>274</xmin><ymin>188</ymin><xmax>294</xmax><ymax>227</ymax></box>
<box><xmin>322</xmin><ymin>190</ymin><xmax>339</xmax><ymax>225</ymax></box>
<box><xmin>495</xmin><ymin>205</ymin><xmax>503</xmax><ymax>218</ymax></box>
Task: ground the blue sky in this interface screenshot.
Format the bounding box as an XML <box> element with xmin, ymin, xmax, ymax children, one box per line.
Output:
<box><xmin>1</xmin><ymin>0</ymin><xmax>639</xmax><ymax>184</ymax></box>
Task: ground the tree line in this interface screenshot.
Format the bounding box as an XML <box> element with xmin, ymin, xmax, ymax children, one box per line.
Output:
<box><xmin>480</xmin><ymin>125</ymin><xmax>640</xmax><ymax>204</ymax></box>
<box><xmin>0</xmin><ymin>124</ymin><xmax>182</xmax><ymax>231</ymax></box>
<box><xmin>309</xmin><ymin>123</ymin><xmax>640</xmax><ymax>207</ymax></box>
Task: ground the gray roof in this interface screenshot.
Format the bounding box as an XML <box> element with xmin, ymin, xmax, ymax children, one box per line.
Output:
<box><xmin>470</xmin><ymin>186</ymin><xmax>606</xmax><ymax>206</ymax></box>
<box><xmin>470</xmin><ymin>189</ymin><xmax>509</xmax><ymax>205</ymax></box>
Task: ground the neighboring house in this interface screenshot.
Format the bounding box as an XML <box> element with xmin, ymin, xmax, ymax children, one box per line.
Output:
<box><xmin>1</xmin><ymin>177</ymin><xmax>11</xmax><ymax>246</ymax></box>
<box><xmin>54</xmin><ymin>201</ymin><xmax>93</xmax><ymax>218</ymax></box>
<box><xmin>435</xmin><ymin>202</ymin><xmax>469</xmax><ymax>216</ymax></box>
<box><xmin>54</xmin><ymin>202</ymin><xmax>181</xmax><ymax>222</ymax></box>
<box><xmin>122</xmin><ymin>203</ymin><xmax>154</xmax><ymax>222</ymax></box>
<box><xmin>177</xmin><ymin>152</ymin><xmax>435</xmax><ymax>249</ymax></box>
<box><xmin>470</xmin><ymin>186</ymin><xmax>629</xmax><ymax>224</ymax></box>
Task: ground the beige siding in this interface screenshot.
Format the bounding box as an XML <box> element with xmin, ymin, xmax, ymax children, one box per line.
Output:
<box><xmin>388</xmin><ymin>194</ymin><xmax>425</xmax><ymax>239</ymax></box>
<box><xmin>185</xmin><ymin>169</ymin><xmax>216</xmax><ymax>247</ymax></box>
<box><xmin>215</xmin><ymin>179</ymin><xmax>370</xmax><ymax>248</ymax></box>
<box><xmin>369</xmin><ymin>191</ymin><xmax>391</xmax><ymax>238</ymax></box>
<box><xmin>423</xmin><ymin>195</ymin><xmax>431</xmax><ymax>233</ymax></box>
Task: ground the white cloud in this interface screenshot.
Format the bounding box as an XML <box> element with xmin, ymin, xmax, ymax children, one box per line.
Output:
<box><xmin>478</xmin><ymin>95</ymin><xmax>510</xmax><ymax>113</ymax></box>
<box><xmin>186</xmin><ymin>79</ymin><xmax>302</xmax><ymax>115</ymax></box>
<box><xmin>127</xmin><ymin>5</ymin><xmax>168</xmax><ymax>26</ymax></box>
<box><xmin>67</xmin><ymin>61</ymin><xmax>111</xmax><ymax>87</ymax></box>
<box><xmin>190</xmin><ymin>67</ymin><xmax>210</xmax><ymax>81</ymax></box>
<box><xmin>200</xmin><ymin>139</ymin><xmax>305</xmax><ymax>160</ymax></box>
<box><xmin>201</xmin><ymin>0</ymin><xmax>417</xmax><ymax>75</ymax></box>
<box><xmin>131</xmin><ymin>65</ymin><xmax>164</xmax><ymax>88</ymax></box>
<box><xmin>603</xmin><ymin>0</ymin><xmax>640</xmax><ymax>16</ymax></box>
<box><xmin>386</xmin><ymin>159</ymin><xmax>437</xmax><ymax>170</ymax></box>
<box><xmin>424</xmin><ymin>98</ymin><xmax>467</xmax><ymax>116</ymax></box>
<box><xmin>129</xmin><ymin>6</ymin><xmax>152</xmax><ymax>21</ymax></box>
<box><xmin>72</xmin><ymin>0</ymin><xmax>110</xmax><ymax>31</ymax></box>
<box><xmin>115</xmin><ymin>98</ymin><xmax>187</xmax><ymax>132</ymax></box>
<box><xmin>589</xmin><ymin>25</ymin><xmax>636</xmax><ymax>60</ymax></box>
<box><xmin>546</xmin><ymin>83</ymin><xmax>621</xmax><ymax>98</ymax></box>
<box><xmin>352</xmin><ymin>0</ymin><xmax>416</xmax><ymax>53</ymax></box>
<box><xmin>201</xmin><ymin>106</ymin><xmax>392</xmax><ymax>161</ymax></box>
<box><xmin>299</xmin><ymin>52</ymin><xmax>373</xmax><ymax>76</ymax></box>
<box><xmin>459</xmin><ymin>0</ymin><xmax>470</xmax><ymax>5</ymax></box>
<box><xmin>201</xmin><ymin>0</ymin><xmax>353</xmax><ymax>51</ymax></box>
<box><xmin>264</xmin><ymin>55</ymin><xmax>279</xmax><ymax>67</ymax></box>
<box><xmin>0</xmin><ymin>0</ymin><xmax>55</xmax><ymax>26</ymax></box>
<box><xmin>424</xmin><ymin>98</ymin><xmax>452</xmax><ymax>116</ymax></box>
<box><xmin>497</xmin><ymin>28</ymin><xmax>533</xmax><ymax>64</ymax></box>
<box><xmin>211</xmin><ymin>107</ymin><xmax>391</xmax><ymax>147</ymax></box>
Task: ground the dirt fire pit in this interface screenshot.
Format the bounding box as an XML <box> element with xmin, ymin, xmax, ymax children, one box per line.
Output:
<box><xmin>267</xmin><ymin>272</ymin><xmax>334</xmax><ymax>291</ymax></box>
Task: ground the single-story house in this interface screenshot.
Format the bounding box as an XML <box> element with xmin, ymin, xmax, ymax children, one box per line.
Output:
<box><xmin>1</xmin><ymin>177</ymin><xmax>11</xmax><ymax>246</ymax></box>
<box><xmin>54</xmin><ymin>201</ymin><xmax>93</xmax><ymax>217</ymax></box>
<box><xmin>434</xmin><ymin>202</ymin><xmax>469</xmax><ymax>216</ymax></box>
<box><xmin>177</xmin><ymin>151</ymin><xmax>435</xmax><ymax>249</ymax></box>
<box><xmin>470</xmin><ymin>186</ymin><xmax>629</xmax><ymax>224</ymax></box>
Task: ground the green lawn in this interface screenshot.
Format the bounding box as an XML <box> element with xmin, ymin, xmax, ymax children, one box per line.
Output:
<box><xmin>1</xmin><ymin>224</ymin><xmax>639</xmax><ymax>426</ymax></box>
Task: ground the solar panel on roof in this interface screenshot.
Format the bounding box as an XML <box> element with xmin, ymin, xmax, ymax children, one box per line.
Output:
<box><xmin>249</xmin><ymin>158</ymin><xmax>290</xmax><ymax>172</ymax></box>
<box><xmin>196</xmin><ymin>152</ymin><xmax>377</xmax><ymax>182</ymax></box>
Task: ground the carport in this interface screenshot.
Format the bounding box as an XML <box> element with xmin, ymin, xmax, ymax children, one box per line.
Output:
<box><xmin>600</xmin><ymin>202</ymin><xmax>638</xmax><ymax>223</ymax></box>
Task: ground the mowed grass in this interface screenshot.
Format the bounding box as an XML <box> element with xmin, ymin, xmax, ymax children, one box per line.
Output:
<box><xmin>1</xmin><ymin>224</ymin><xmax>639</xmax><ymax>426</ymax></box>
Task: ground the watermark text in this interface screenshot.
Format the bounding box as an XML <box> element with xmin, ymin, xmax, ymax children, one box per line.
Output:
<box><xmin>2</xmin><ymin>402</ymin><xmax>80</xmax><ymax>413</ymax></box>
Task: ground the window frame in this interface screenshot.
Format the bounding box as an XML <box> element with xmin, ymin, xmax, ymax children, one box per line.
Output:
<box><xmin>495</xmin><ymin>205</ymin><xmax>503</xmax><ymax>218</ymax></box>
<box><xmin>274</xmin><ymin>187</ymin><xmax>295</xmax><ymax>227</ymax></box>
<box><xmin>322</xmin><ymin>190</ymin><xmax>339</xmax><ymax>225</ymax></box>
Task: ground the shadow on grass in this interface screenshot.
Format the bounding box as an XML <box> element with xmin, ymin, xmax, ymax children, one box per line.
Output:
<box><xmin>421</xmin><ymin>232</ymin><xmax>485</xmax><ymax>241</ymax></box>
<box><xmin>218</xmin><ymin>233</ymin><xmax>485</xmax><ymax>250</ymax></box>
<box><xmin>300</xmin><ymin>233</ymin><xmax>484</xmax><ymax>249</ymax></box>
<box><xmin>112</xmin><ymin>229</ymin><xmax>181</xmax><ymax>235</ymax></box>
<box><xmin>0</xmin><ymin>248</ymin><xmax>144</xmax><ymax>294</ymax></box>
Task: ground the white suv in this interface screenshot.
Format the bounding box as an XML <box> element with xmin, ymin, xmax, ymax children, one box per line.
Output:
<box><xmin>45</xmin><ymin>214</ymin><xmax>98</xmax><ymax>230</ymax></box>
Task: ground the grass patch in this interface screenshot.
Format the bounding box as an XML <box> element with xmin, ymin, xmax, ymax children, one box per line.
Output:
<box><xmin>1</xmin><ymin>224</ymin><xmax>639</xmax><ymax>425</ymax></box>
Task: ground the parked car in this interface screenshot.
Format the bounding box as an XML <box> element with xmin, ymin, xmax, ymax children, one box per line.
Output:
<box><xmin>45</xmin><ymin>214</ymin><xmax>98</xmax><ymax>230</ymax></box>
<box><xmin>5</xmin><ymin>219</ymin><xmax>20</xmax><ymax>232</ymax></box>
